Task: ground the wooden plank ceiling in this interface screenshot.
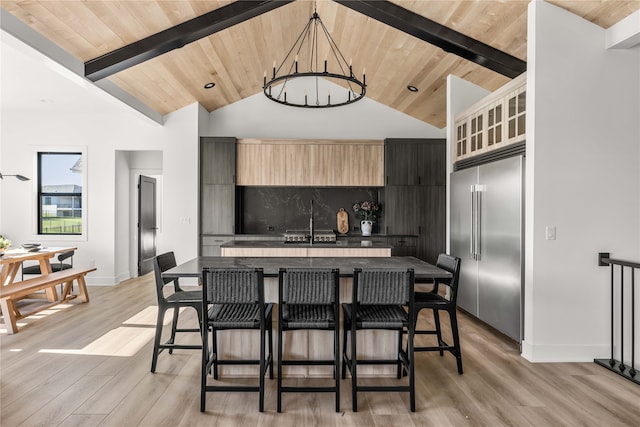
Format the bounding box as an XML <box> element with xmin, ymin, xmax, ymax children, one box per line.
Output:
<box><xmin>3</xmin><ymin>0</ymin><xmax>639</xmax><ymax>128</ymax></box>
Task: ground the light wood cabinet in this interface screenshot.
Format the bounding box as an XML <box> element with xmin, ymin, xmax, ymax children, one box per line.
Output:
<box><xmin>454</xmin><ymin>72</ymin><xmax>526</xmax><ymax>163</ymax></box>
<box><xmin>236</xmin><ymin>139</ymin><xmax>384</xmax><ymax>186</ymax></box>
<box><xmin>236</xmin><ymin>141</ymin><xmax>286</xmax><ymax>185</ymax></box>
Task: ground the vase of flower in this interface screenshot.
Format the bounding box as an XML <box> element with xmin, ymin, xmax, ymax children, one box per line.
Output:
<box><xmin>360</xmin><ymin>220</ymin><xmax>373</xmax><ymax>236</ymax></box>
<box><xmin>0</xmin><ymin>235</ymin><xmax>11</xmax><ymax>252</ymax></box>
<box><xmin>352</xmin><ymin>201</ymin><xmax>379</xmax><ymax>237</ymax></box>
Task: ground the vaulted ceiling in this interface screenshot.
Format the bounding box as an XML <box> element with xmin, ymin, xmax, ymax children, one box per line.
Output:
<box><xmin>2</xmin><ymin>0</ymin><xmax>639</xmax><ymax>128</ymax></box>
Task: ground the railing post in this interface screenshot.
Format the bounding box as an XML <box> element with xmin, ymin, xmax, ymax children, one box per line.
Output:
<box><xmin>595</xmin><ymin>252</ymin><xmax>639</xmax><ymax>386</ymax></box>
<box><xmin>631</xmin><ymin>268</ymin><xmax>636</xmax><ymax>378</ymax></box>
<box><xmin>620</xmin><ymin>266</ymin><xmax>625</xmax><ymax>373</ymax></box>
<box><xmin>610</xmin><ymin>263</ymin><xmax>615</xmax><ymax>367</ymax></box>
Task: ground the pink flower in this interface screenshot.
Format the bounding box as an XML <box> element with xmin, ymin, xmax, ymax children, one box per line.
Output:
<box><xmin>352</xmin><ymin>201</ymin><xmax>379</xmax><ymax>221</ymax></box>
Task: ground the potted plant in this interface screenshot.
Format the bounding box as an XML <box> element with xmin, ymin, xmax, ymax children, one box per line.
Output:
<box><xmin>352</xmin><ymin>201</ymin><xmax>379</xmax><ymax>236</ymax></box>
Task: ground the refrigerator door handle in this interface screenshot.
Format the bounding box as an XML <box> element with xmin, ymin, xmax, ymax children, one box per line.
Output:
<box><xmin>476</xmin><ymin>188</ymin><xmax>482</xmax><ymax>260</ymax></box>
<box><xmin>470</xmin><ymin>185</ymin><xmax>475</xmax><ymax>259</ymax></box>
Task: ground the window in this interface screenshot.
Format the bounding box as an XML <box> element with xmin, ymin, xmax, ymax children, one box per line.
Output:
<box><xmin>38</xmin><ymin>152</ymin><xmax>83</xmax><ymax>235</ymax></box>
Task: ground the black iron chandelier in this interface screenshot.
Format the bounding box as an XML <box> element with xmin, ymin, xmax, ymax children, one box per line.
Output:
<box><xmin>263</xmin><ymin>6</ymin><xmax>366</xmax><ymax>108</ymax></box>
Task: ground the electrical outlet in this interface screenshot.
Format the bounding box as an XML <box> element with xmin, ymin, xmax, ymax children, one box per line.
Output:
<box><xmin>545</xmin><ymin>226</ymin><xmax>556</xmax><ymax>240</ymax></box>
<box><xmin>266</xmin><ymin>225</ymin><xmax>274</xmax><ymax>231</ymax></box>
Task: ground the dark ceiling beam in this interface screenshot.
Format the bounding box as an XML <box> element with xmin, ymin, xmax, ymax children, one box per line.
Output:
<box><xmin>332</xmin><ymin>0</ymin><xmax>526</xmax><ymax>78</ymax></box>
<box><xmin>85</xmin><ymin>0</ymin><xmax>295</xmax><ymax>81</ymax></box>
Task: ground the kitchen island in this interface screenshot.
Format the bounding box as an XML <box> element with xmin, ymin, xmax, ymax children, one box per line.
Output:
<box><xmin>220</xmin><ymin>240</ymin><xmax>392</xmax><ymax>257</ymax></box>
<box><xmin>165</xmin><ymin>256</ymin><xmax>449</xmax><ymax>378</ymax></box>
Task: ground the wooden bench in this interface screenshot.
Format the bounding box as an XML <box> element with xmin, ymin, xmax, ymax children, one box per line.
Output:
<box><xmin>0</xmin><ymin>266</ymin><xmax>96</xmax><ymax>334</ymax></box>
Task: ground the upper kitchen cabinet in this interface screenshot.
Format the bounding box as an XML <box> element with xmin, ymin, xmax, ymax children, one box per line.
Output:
<box><xmin>236</xmin><ymin>141</ymin><xmax>287</xmax><ymax>186</ymax></box>
<box><xmin>201</xmin><ymin>137</ymin><xmax>236</xmax><ymax>184</ymax></box>
<box><xmin>200</xmin><ymin>137</ymin><xmax>236</xmax><ymax>236</ymax></box>
<box><xmin>506</xmin><ymin>85</ymin><xmax>526</xmax><ymax>144</ymax></box>
<box><xmin>385</xmin><ymin>139</ymin><xmax>446</xmax><ymax>186</ymax></box>
<box><xmin>453</xmin><ymin>72</ymin><xmax>526</xmax><ymax>164</ymax></box>
<box><xmin>236</xmin><ymin>139</ymin><xmax>384</xmax><ymax>186</ymax></box>
<box><xmin>385</xmin><ymin>140</ymin><xmax>419</xmax><ymax>185</ymax></box>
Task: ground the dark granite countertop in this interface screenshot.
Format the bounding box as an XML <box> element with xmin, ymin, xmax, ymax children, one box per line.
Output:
<box><xmin>220</xmin><ymin>240</ymin><xmax>393</xmax><ymax>249</ymax></box>
<box><xmin>202</xmin><ymin>233</ymin><xmax>419</xmax><ymax>239</ymax></box>
<box><xmin>163</xmin><ymin>256</ymin><xmax>450</xmax><ymax>282</ymax></box>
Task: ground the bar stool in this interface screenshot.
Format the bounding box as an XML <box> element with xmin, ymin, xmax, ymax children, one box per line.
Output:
<box><xmin>277</xmin><ymin>268</ymin><xmax>340</xmax><ymax>412</ymax></box>
<box><xmin>411</xmin><ymin>254</ymin><xmax>463</xmax><ymax>374</ymax></box>
<box><xmin>341</xmin><ymin>268</ymin><xmax>416</xmax><ymax>412</ymax></box>
<box><xmin>200</xmin><ymin>267</ymin><xmax>273</xmax><ymax>412</ymax></box>
<box><xmin>151</xmin><ymin>252</ymin><xmax>202</xmax><ymax>373</ymax></box>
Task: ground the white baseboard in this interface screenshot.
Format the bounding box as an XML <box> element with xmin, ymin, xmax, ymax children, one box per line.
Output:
<box><xmin>521</xmin><ymin>340</ymin><xmax>610</xmax><ymax>362</ymax></box>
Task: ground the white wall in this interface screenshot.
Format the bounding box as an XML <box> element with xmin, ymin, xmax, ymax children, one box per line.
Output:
<box><xmin>523</xmin><ymin>0</ymin><xmax>640</xmax><ymax>363</ymax></box>
<box><xmin>1</xmin><ymin>104</ymin><xmax>200</xmax><ymax>285</ymax></box>
<box><xmin>0</xmin><ymin>31</ymin><xmax>202</xmax><ymax>284</ymax></box>
<box><xmin>208</xmin><ymin>83</ymin><xmax>445</xmax><ymax>139</ymax></box>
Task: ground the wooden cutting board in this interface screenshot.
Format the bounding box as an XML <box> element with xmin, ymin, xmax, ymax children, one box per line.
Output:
<box><xmin>337</xmin><ymin>208</ymin><xmax>349</xmax><ymax>234</ymax></box>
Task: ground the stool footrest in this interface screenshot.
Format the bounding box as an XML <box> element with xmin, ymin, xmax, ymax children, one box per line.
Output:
<box><xmin>281</xmin><ymin>359</ymin><xmax>334</xmax><ymax>366</ymax></box>
<box><xmin>281</xmin><ymin>386</ymin><xmax>338</xmax><ymax>393</ymax></box>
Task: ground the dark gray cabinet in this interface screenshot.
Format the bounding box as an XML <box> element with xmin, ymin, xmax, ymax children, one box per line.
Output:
<box><xmin>384</xmin><ymin>139</ymin><xmax>445</xmax><ymax>264</ymax></box>
<box><xmin>387</xmin><ymin>236</ymin><xmax>418</xmax><ymax>256</ymax></box>
<box><xmin>201</xmin><ymin>139</ymin><xmax>236</xmax><ymax>185</ymax></box>
<box><xmin>385</xmin><ymin>186</ymin><xmax>419</xmax><ymax>235</ymax></box>
<box><xmin>385</xmin><ymin>141</ymin><xmax>419</xmax><ymax>185</ymax></box>
<box><xmin>200</xmin><ymin>137</ymin><xmax>236</xmax><ymax>254</ymax></box>
<box><xmin>385</xmin><ymin>139</ymin><xmax>445</xmax><ymax>186</ymax></box>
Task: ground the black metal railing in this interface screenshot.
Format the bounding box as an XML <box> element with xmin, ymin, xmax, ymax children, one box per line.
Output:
<box><xmin>597</xmin><ymin>252</ymin><xmax>639</xmax><ymax>385</ymax></box>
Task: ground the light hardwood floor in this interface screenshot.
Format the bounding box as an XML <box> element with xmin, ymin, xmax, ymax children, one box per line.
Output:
<box><xmin>2</xmin><ymin>273</ymin><xmax>639</xmax><ymax>426</ymax></box>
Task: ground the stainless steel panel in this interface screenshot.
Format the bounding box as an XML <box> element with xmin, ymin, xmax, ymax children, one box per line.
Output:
<box><xmin>477</xmin><ymin>156</ymin><xmax>523</xmax><ymax>341</ymax></box>
<box><xmin>450</xmin><ymin>167</ymin><xmax>479</xmax><ymax>316</ymax></box>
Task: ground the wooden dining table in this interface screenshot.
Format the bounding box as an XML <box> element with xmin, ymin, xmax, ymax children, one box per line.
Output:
<box><xmin>0</xmin><ymin>246</ymin><xmax>77</xmax><ymax>301</ymax></box>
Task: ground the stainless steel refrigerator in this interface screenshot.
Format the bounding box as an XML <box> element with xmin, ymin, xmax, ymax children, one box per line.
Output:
<box><xmin>450</xmin><ymin>155</ymin><xmax>524</xmax><ymax>342</ymax></box>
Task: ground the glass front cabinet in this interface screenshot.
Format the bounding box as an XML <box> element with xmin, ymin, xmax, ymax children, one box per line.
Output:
<box><xmin>453</xmin><ymin>73</ymin><xmax>526</xmax><ymax>163</ymax></box>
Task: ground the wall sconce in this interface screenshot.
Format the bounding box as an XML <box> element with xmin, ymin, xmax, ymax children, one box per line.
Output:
<box><xmin>0</xmin><ymin>173</ymin><xmax>30</xmax><ymax>181</ymax></box>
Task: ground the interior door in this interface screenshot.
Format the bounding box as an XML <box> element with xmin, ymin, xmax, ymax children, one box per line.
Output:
<box><xmin>138</xmin><ymin>175</ymin><xmax>157</xmax><ymax>276</ymax></box>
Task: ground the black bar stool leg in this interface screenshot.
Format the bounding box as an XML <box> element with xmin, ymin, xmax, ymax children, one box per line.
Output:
<box><xmin>449</xmin><ymin>308</ymin><xmax>463</xmax><ymax>374</ymax></box>
<box><xmin>168</xmin><ymin>307</ymin><xmax>179</xmax><ymax>354</ymax></box>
